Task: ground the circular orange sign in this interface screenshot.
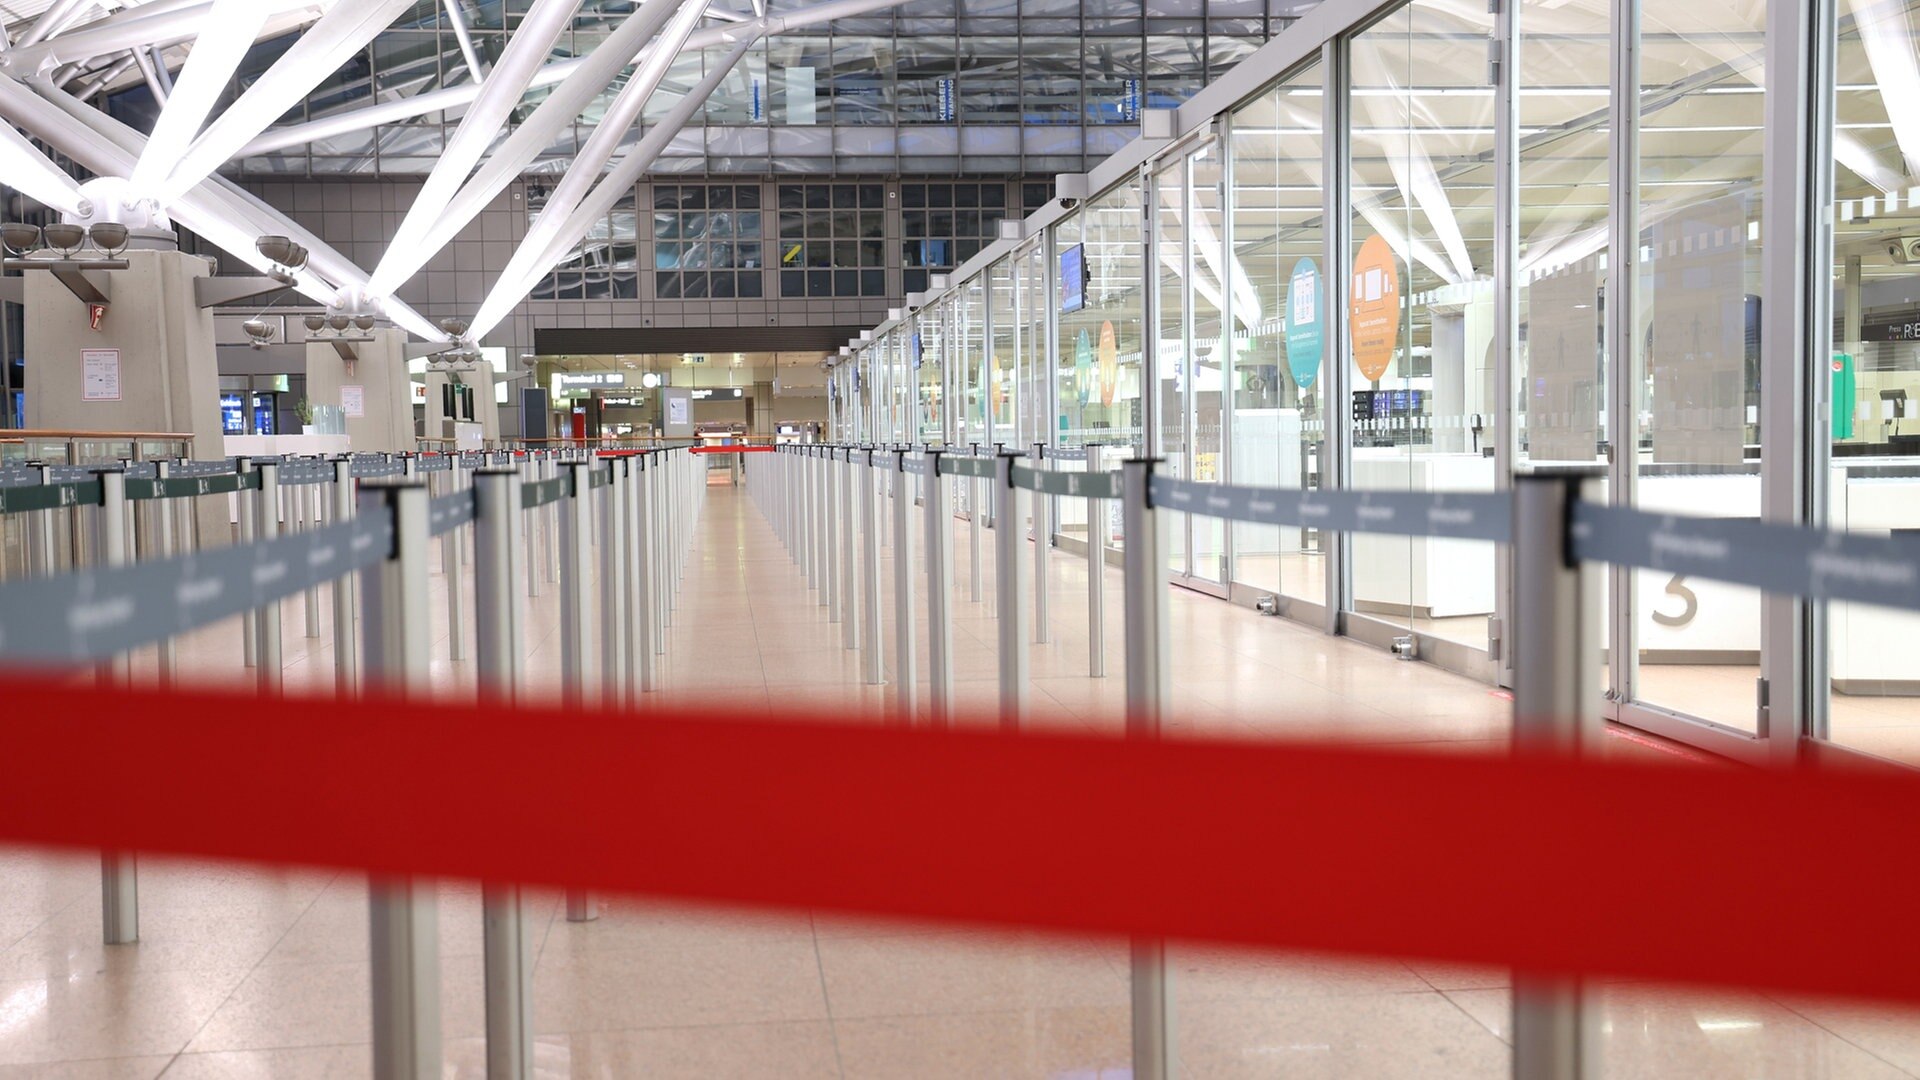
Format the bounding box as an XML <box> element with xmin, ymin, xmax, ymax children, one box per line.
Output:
<box><xmin>1349</xmin><ymin>234</ymin><xmax>1400</xmax><ymax>383</ymax></box>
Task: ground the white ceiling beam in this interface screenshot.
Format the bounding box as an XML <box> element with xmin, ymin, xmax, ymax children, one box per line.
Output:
<box><xmin>495</xmin><ymin>0</ymin><xmax>706</xmax><ymax>295</ymax></box>
<box><xmin>473</xmin><ymin>36</ymin><xmax>755</xmax><ymax>340</ymax></box>
<box><xmin>14</xmin><ymin>0</ymin><xmax>97</xmax><ymax>49</ymax></box>
<box><xmin>130</xmin><ymin>0</ymin><xmax>270</xmax><ymax>194</ymax></box>
<box><xmin>369</xmin><ymin>0</ymin><xmax>698</xmax><ymax>295</ymax></box>
<box><xmin>11</xmin><ymin>75</ymin><xmax>447</xmax><ymax>340</ymax></box>
<box><xmin>1</xmin><ymin>0</ymin><xmax>316</xmax><ymax>77</ymax></box>
<box><xmin>365</xmin><ymin>0</ymin><xmax>583</xmax><ymax>296</ymax></box>
<box><xmin>0</xmin><ymin>119</ymin><xmax>90</xmax><ymax>215</ymax></box>
<box><xmin>440</xmin><ymin>0</ymin><xmax>487</xmax><ymax>84</ymax></box>
<box><xmin>237</xmin><ymin>0</ymin><xmax>910</xmax><ymax>157</ymax></box>
<box><xmin>158</xmin><ymin>0</ymin><xmax>416</xmax><ymax>207</ymax></box>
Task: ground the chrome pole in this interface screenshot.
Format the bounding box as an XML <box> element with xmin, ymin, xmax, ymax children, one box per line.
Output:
<box><xmin>632</xmin><ymin>454</ymin><xmax>656</xmax><ymax>693</ymax></box>
<box><xmin>445</xmin><ymin>457</ymin><xmax>466</xmax><ymax>662</ymax></box>
<box><xmin>151</xmin><ymin>460</ymin><xmax>177</xmax><ymax>688</ymax></box>
<box><xmin>1088</xmin><ymin>445</ymin><xmax>1107</xmax><ymax>678</ymax></box>
<box><xmin>861</xmin><ymin>448</ymin><xmax>884</xmax><ymax>684</ymax></box>
<box><xmin>237</xmin><ymin>457</ymin><xmax>257</xmax><ymax>667</ymax></box>
<box><xmin>333</xmin><ymin>457</ymin><xmax>359</xmax><ymax>697</ymax></box>
<box><xmin>361</xmin><ymin>480</ymin><xmax>443</xmax><ymax>1080</ymax></box>
<box><xmin>1510</xmin><ymin>472</ymin><xmax>1603</xmax><ymax>1080</ymax></box>
<box><xmin>559</xmin><ymin>460</ymin><xmax>598</xmax><ymax>923</ymax></box>
<box><xmin>472</xmin><ymin>467</ymin><xmax>533</xmax><ymax>1080</ymax></box>
<box><xmin>923</xmin><ymin>451</ymin><xmax>954</xmax><ymax>728</ymax></box>
<box><xmin>1121</xmin><ymin>458</ymin><xmax>1172</xmax><ymax>1080</ymax></box>
<box><xmin>1032</xmin><ymin>442</ymin><xmax>1050</xmax><ymax>644</ymax></box>
<box><xmin>254</xmin><ymin>461</ymin><xmax>282</xmax><ymax>695</ymax></box>
<box><xmin>892</xmin><ymin>451</ymin><xmax>916</xmax><ymax>722</ymax></box>
<box><xmin>95</xmin><ymin>467</ymin><xmax>138</xmax><ymax>946</ymax></box>
<box><xmin>600</xmin><ymin>458</ymin><xmax>626</xmax><ymax>706</ymax></box>
<box><xmin>994</xmin><ymin>451</ymin><xmax>1029</xmax><ymax>731</ymax></box>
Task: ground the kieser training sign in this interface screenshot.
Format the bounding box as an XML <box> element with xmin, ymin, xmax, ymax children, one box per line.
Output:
<box><xmin>1349</xmin><ymin>235</ymin><xmax>1400</xmax><ymax>383</ymax></box>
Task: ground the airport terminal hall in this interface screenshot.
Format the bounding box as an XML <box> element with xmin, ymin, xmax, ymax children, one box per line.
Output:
<box><xmin>12</xmin><ymin>0</ymin><xmax>1920</xmax><ymax>1076</ymax></box>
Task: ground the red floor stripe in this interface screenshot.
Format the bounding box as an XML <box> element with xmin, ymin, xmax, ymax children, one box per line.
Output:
<box><xmin>1</xmin><ymin>675</ymin><xmax>1912</xmax><ymax>1005</ymax></box>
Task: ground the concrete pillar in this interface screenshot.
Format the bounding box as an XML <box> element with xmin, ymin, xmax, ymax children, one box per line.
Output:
<box><xmin>306</xmin><ymin>327</ymin><xmax>415</xmax><ymax>453</ymax></box>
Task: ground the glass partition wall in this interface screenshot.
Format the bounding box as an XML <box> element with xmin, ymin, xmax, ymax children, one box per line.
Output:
<box><xmin>819</xmin><ymin>0</ymin><xmax>1882</xmax><ymax>765</ymax></box>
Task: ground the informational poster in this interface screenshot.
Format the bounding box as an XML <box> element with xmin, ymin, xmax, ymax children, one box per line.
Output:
<box><xmin>1649</xmin><ymin>192</ymin><xmax>1750</xmax><ymax>466</ymax></box>
<box><xmin>340</xmin><ymin>384</ymin><xmax>365</xmax><ymax>418</ymax></box>
<box><xmin>1526</xmin><ymin>256</ymin><xmax>1602</xmax><ymax>462</ymax></box>
<box><xmin>1286</xmin><ymin>257</ymin><xmax>1324</xmax><ymax>391</ymax></box>
<box><xmin>81</xmin><ymin>348</ymin><xmax>120</xmax><ymax>401</ymax></box>
<box><xmin>666</xmin><ymin>396</ymin><xmax>689</xmax><ymax>426</ymax></box>
<box><xmin>1349</xmin><ymin>234</ymin><xmax>1400</xmax><ymax>383</ymax></box>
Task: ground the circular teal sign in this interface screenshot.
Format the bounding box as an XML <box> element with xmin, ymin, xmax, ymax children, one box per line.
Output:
<box><xmin>1285</xmin><ymin>257</ymin><xmax>1324</xmax><ymax>391</ymax></box>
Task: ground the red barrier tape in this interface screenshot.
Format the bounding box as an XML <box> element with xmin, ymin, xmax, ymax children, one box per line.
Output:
<box><xmin>2</xmin><ymin>676</ymin><xmax>1914</xmax><ymax>1004</ymax></box>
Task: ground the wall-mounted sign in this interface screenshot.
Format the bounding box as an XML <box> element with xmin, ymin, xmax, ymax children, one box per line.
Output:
<box><xmin>667</xmin><ymin>396</ymin><xmax>690</xmax><ymax>425</ymax></box>
<box><xmin>1285</xmin><ymin>257</ymin><xmax>1324</xmax><ymax>391</ymax></box>
<box><xmin>1349</xmin><ymin>233</ymin><xmax>1400</xmax><ymax>383</ymax></box>
<box><xmin>691</xmin><ymin>387</ymin><xmax>744</xmax><ymax>400</ymax></box>
<box><xmin>81</xmin><ymin>348</ymin><xmax>120</xmax><ymax>402</ymax></box>
<box><xmin>937</xmin><ymin>78</ymin><xmax>956</xmax><ymax>122</ymax></box>
<box><xmin>554</xmin><ymin>371</ymin><xmax>626</xmax><ymax>389</ymax></box>
<box><xmin>340</xmin><ymin>384</ymin><xmax>365</xmax><ymax>418</ymax></box>
<box><xmin>1121</xmin><ymin>79</ymin><xmax>1141</xmax><ymax>123</ymax></box>
<box><xmin>750</xmin><ymin>77</ymin><xmax>764</xmax><ymax>122</ymax></box>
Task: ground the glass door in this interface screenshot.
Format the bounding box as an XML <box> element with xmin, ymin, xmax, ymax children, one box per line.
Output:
<box><xmin>1155</xmin><ymin>147</ymin><xmax>1229</xmax><ymax>596</ymax></box>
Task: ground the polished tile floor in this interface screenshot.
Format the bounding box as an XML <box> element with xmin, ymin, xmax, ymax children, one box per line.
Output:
<box><xmin>2</xmin><ymin>475</ymin><xmax>1915</xmax><ymax>1077</ymax></box>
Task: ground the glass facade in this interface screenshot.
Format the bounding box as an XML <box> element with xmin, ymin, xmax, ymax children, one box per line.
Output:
<box><xmin>823</xmin><ymin>0</ymin><xmax>1909</xmax><ymax>767</ymax></box>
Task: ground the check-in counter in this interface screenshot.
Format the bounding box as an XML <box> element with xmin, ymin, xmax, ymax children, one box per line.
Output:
<box><xmin>1351</xmin><ymin>450</ymin><xmax>1497</xmax><ymax>619</ymax></box>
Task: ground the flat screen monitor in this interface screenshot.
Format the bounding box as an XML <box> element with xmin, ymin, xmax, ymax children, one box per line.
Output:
<box><xmin>1059</xmin><ymin>244</ymin><xmax>1087</xmax><ymax>314</ymax></box>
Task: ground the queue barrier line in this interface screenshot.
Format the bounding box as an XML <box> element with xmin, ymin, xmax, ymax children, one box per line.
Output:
<box><xmin>0</xmin><ymin>479</ymin><xmax>103</xmax><ymax>514</ymax></box>
<box><xmin>1</xmin><ymin>676</ymin><xmax>1918</xmax><ymax>1008</ymax></box>
<box><xmin>124</xmin><ymin>472</ymin><xmax>259</xmax><ymax>501</ymax></box>
<box><xmin>0</xmin><ymin>510</ymin><xmax>393</xmax><ymax>662</ymax></box>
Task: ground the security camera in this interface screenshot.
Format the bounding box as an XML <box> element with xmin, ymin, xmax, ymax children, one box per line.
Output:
<box><xmin>1058</xmin><ymin>197</ymin><xmax>1080</xmax><ymax>211</ymax></box>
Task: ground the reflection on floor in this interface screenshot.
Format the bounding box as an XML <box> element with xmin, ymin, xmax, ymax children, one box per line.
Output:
<box><xmin>1</xmin><ymin>480</ymin><xmax>1914</xmax><ymax>1077</ymax></box>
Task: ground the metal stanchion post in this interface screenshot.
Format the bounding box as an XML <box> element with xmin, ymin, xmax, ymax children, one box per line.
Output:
<box><xmin>842</xmin><ymin>450</ymin><xmax>860</xmax><ymax>649</ymax></box>
<box><xmin>1120</xmin><ymin>457</ymin><xmax>1173</xmax><ymax>1080</ymax></box>
<box><xmin>524</xmin><ymin>456</ymin><xmax>542</xmax><ymax>600</ymax></box>
<box><xmin>95</xmin><ymin>467</ymin><xmax>138</xmax><ymax>945</ymax></box>
<box><xmin>446</xmin><ymin>458</ymin><xmax>466</xmax><ymax>662</ymax></box>
<box><xmin>298</xmin><ymin>471</ymin><xmax>321</xmax><ymax>639</ymax></box>
<box><xmin>652</xmin><ymin>454</ymin><xmax>666</xmax><ymax>656</ymax></box>
<box><xmin>152</xmin><ymin>460</ymin><xmax>177</xmax><ymax>688</ymax></box>
<box><xmin>814</xmin><ymin>448</ymin><xmax>828</xmax><ymax>601</ymax></box>
<box><xmin>601</xmin><ymin>458</ymin><xmax>627</xmax><ymax>705</ymax></box>
<box><xmin>1032</xmin><ymin>442</ymin><xmax>1050</xmax><ymax>644</ymax></box>
<box><xmin>861</xmin><ymin>449</ymin><xmax>883</xmax><ymax>685</ymax></box>
<box><xmin>827</xmin><ymin>451</ymin><xmax>842</xmax><ymax>624</ymax></box>
<box><xmin>1510</xmin><ymin>472</ymin><xmax>1602</xmax><ymax>1080</ymax></box>
<box><xmin>923</xmin><ymin>451</ymin><xmax>953</xmax><ymax>727</ymax></box>
<box><xmin>333</xmin><ymin>458</ymin><xmax>358</xmax><ymax>697</ymax></box>
<box><xmin>472</xmin><ymin>468</ymin><xmax>533</xmax><ymax>1080</ymax></box>
<box><xmin>559</xmin><ymin>460</ymin><xmax>598</xmax><ymax>923</ymax></box>
<box><xmin>542</xmin><ymin>455</ymin><xmax>559</xmax><ymax>585</ymax></box>
<box><xmin>361</xmin><ymin>480</ymin><xmax>442</xmax><ymax>1080</ymax></box>
<box><xmin>994</xmin><ymin>451</ymin><xmax>1030</xmax><ymax>731</ymax></box>
<box><xmin>892</xmin><ymin>451</ymin><xmax>916</xmax><ymax>721</ymax></box>
<box><xmin>237</xmin><ymin>458</ymin><xmax>257</xmax><ymax>667</ymax></box>
<box><xmin>255</xmin><ymin>461</ymin><xmax>283</xmax><ymax>695</ymax></box>
<box><xmin>969</xmin><ymin>443</ymin><xmax>984</xmax><ymax>603</ymax></box>
<box><xmin>1088</xmin><ymin>446</ymin><xmax>1107</xmax><ymax>678</ymax></box>
<box><xmin>631</xmin><ymin>454</ymin><xmax>656</xmax><ymax>693</ymax></box>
